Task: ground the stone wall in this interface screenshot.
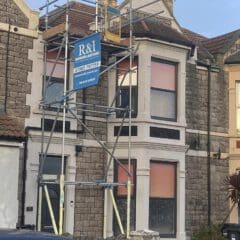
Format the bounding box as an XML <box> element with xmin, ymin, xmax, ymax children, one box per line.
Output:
<box><xmin>74</xmin><ymin>74</ymin><xmax>108</xmax><ymax>238</ymax></box>
<box><xmin>186</xmin><ymin>64</ymin><xmax>228</xmax><ymax>133</ymax></box>
<box><xmin>0</xmin><ymin>0</ymin><xmax>29</xmax><ymax>28</ymax></box>
<box><xmin>74</xmin><ymin>147</ymin><xmax>106</xmax><ymax>239</ymax></box>
<box><xmin>0</xmin><ymin>0</ymin><xmax>34</xmax><ymax>228</ymax></box>
<box><xmin>185</xmin><ymin>156</ymin><xmax>229</xmax><ymax>236</ymax></box>
<box><xmin>0</xmin><ymin>28</ymin><xmax>33</xmax><ymax>124</ymax></box>
<box><xmin>185</xmin><ymin>63</ymin><xmax>229</xmax><ymax>236</ymax></box>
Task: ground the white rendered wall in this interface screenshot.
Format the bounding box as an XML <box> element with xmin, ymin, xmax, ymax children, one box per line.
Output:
<box><xmin>0</xmin><ymin>144</ymin><xmax>21</xmax><ymax>228</ymax></box>
<box><xmin>24</xmin><ymin>134</ymin><xmax>76</xmax><ymax>234</ymax></box>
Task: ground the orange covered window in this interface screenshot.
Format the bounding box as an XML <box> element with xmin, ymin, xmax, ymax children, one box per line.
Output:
<box><xmin>115</xmin><ymin>160</ymin><xmax>136</xmax><ymax>197</ymax></box>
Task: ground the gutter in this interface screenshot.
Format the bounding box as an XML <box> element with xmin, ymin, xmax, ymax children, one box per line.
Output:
<box><xmin>134</xmin><ymin>37</ymin><xmax>194</xmax><ymax>51</ymax></box>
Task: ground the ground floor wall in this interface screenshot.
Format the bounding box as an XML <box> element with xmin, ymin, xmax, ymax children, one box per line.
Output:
<box><xmin>0</xmin><ymin>142</ymin><xmax>22</xmax><ymax>228</ymax></box>
<box><xmin>185</xmin><ymin>155</ymin><xmax>229</xmax><ymax>237</ymax></box>
<box><xmin>74</xmin><ymin>146</ymin><xmax>106</xmax><ymax>239</ymax></box>
<box><xmin>229</xmin><ymin>156</ymin><xmax>240</xmax><ymax>223</ymax></box>
<box><xmin>24</xmin><ymin>133</ymin><xmax>76</xmax><ymax>234</ymax></box>
<box><xmin>105</xmin><ymin>143</ymin><xmax>187</xmax><ymax>240</ymax></box>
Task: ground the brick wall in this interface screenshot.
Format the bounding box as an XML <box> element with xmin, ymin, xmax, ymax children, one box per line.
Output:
<box><xmin>185</xmin><ymin>63</ymin><xmax>229</xmax><ymax>236</ymax></box>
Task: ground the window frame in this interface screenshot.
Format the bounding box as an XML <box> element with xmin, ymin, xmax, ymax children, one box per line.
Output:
<box><xmin>149</xmin><ymin>160</ymin><xmax>177</xmax><ymax>238</ymax></box>
<box><xmin>150</xmin><ymin>57</ymin><xmax>178</xmax><ymax>122</ymax></box>
<box><xmin>116</xmin><ymin>57</ymin><xmax>138</xmax><ymax>118</ymax></box>
<box><xmin>236</xmin><ymin>81</ymin><xmax>240</xmax><ymax>133</ymax></box>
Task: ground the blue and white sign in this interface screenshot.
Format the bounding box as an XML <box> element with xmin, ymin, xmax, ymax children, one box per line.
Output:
<box><xmin>73</xmin><ymin>33</ymin><xmax>101</xmax><ymax>90</ymax></box>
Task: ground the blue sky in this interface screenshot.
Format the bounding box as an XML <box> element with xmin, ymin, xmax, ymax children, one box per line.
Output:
<box><xmin>27</xmin><ymin>0</ymin><xmax>240</xmax><ymax>38</ymax></box>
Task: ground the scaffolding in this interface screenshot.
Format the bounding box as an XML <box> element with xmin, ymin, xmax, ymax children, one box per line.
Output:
<box><xmin>37</xmin><ymin>0</ymin><xmax>162</xmax><ymax>238</ymax></box>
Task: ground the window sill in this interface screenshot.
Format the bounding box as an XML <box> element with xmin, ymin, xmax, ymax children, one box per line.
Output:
<box><xmin>108</xmin><ymin>117</ymin><xmax>187</xmax><ymax>128</ymax></box>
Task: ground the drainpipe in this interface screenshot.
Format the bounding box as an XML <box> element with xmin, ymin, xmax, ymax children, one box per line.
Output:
<box><xmin>4</xmin><ymin>21</ymin><xmax>11</xmax><ymax>112</ymax></box>
<box><xmin>197</xmin><ymin>60</ymin><xmax>212</xmax><ymax>225</ymax></box>
<box><xmin>207</xmin><ymin>65</ymin><xmax>211</xmax><ymax>226</ymax></box>
<box><xmin>21</xmin><ymin>134</ymin><xmax>28</xmax><ymax>227</ymax></box>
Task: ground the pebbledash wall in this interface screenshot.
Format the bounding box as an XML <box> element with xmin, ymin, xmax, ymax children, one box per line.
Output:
<box><xmin>0</xmin><ymin>0</ymin><xmax>38</xmax><ymax>228</ymax></box>
<box><xmin>185</xmin><ymin>62</ymin><xmax>229</xmax><ymax>236</ymax></box>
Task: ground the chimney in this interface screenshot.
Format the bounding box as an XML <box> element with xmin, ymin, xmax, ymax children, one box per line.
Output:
<box><xmin>165</xmin><ymin>0</ymin><xmax>173</xmax><ymax>15</ymax></box>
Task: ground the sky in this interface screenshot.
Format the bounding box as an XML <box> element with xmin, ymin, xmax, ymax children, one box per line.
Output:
<box><xmin>26</xmin><ymin>0</ymin><xmax>240</xmax><ymax>38</ymax></box>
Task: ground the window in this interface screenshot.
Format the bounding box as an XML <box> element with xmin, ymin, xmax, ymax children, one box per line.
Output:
<box><xmin>114</xmin><ymin>160</ymin><xmax>136</xmax><ymax>235</ymax></box>
<box><xmin>236</xmin><ymin>81</ymin><xmax>240</xmax><ymax>132</ymax></box>
<box><xmin>116</xmin><ymin>58</ymin><xmax>138</xmax><ymax>118</ymax></box>
<box><xmin>149</xmin><ymin>162</ymin><xmax>176</xmax><ymax>237</ymax></box>
<box><xmin>115</xmin><ymin>160</ymin><xmax>136</xmax><ymax>197</ymax></box>
<box><xmin>44</xmin><ymin>77</ymin><xmax>64</xmax><ymax>108</ymax></box>
<box><xmin>43</xmin><ymin>58</ymin><xmax>65</xmax><ymax>111</ymax></box>
<box><xmin>151</xmin><ymin>58</ymin><xmax>177</xmax><ymax>121</ymax></box>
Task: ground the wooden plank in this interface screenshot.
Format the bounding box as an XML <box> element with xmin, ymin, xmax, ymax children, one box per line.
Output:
<box><xmin>42</xmin><ymin>23</ymin><xmax>66</xmax><ymax>40</ymax></box>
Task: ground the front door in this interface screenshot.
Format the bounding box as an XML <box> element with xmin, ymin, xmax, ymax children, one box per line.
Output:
<box><xmin>41</xmin><ymin>155</ymin><xmax>65</xmax><ymax>233</ymax></box>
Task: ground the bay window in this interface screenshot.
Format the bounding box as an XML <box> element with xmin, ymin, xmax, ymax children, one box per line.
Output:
<box><xmin>151</xmin><ymin>58</ymin><xmax>177</xmax><ymax>121</ymax></box>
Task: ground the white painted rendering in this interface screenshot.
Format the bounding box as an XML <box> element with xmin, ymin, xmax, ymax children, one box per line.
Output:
<box><xmin>24</xmin><ymin>132</ymin><xmax>77</xmax><ymax>234</ymax></box>
<box><xmin>0</xmin><ymin>144</ymin><xmax>21</xmax><ymax>228</ymax></box>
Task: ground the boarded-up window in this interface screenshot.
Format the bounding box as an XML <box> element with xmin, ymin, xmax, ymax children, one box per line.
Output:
<box><xmin>151</xmin><ymin>59</ymin><xmax>177</xmax><ymax>121</ymax></box>
<box><xmin>149</xmin><ymin>161</ymin><xmax>176</xmax><ymax>237</ymax></box>
<box><xmin>116</xmin><ymin>161</ymin><xmax>135</xmax><ymax>196</ymax></box>
<box><xmin>150</xmin><ymin>162</ymin><xmax>175</xmax><ymax>198</ymax></box>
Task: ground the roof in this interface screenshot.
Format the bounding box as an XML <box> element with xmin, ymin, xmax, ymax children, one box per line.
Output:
<box><xmin>42</xmin><ymin>1</ymin><xmax>193</xmax><ymax>49</ymax></box>
<box><xmin>122</xmin><ymin>19</ymin><xmax>194</xmax><ymax>48</ymax></box>
<box><xmin>40</xmin><ymin>1</ymin><xmax>95</xmax><ymax>37</ymax></box>
<box><xmin>202</xmin><ymin>29</ymin><xmax>240</xmax><ymax>55</ymax></box>
<box><xmin>0</xmin><ymin>114</ymin><xmax>25</xmax><ymax>140</ymax></box>
<box><xmin>225</xmin><ymin>52</ymin><xmax>240</xmax><ymax>64</ymax></box>
<box><xmin>181</xmin><ymin>28</ymin><xmax>213</xmax><ymax>60</ymax></box>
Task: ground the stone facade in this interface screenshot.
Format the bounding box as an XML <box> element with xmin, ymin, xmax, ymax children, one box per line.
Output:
<box><xmin>74</xmin><ymin>147</ymin><xmax>106</xmax><ymax>239</ymax></box>
<box><xmin>0</xmin><ymin>1</ymin><xmax>33</xmax><ymax>123</ymax></box>
<box><xmin>0</xmin><ymin>0</ymin><xmax>35</xmax><ymax>229</ymax></box>
<box><xmin>74</xmin><ymin>74</ymin><xmax>108</xmax><ymax>238</ymax></box>
<box><xmin>185</xmin><ymin>63</ymin><xmax>229</xmax><ymax>236</ymax></box>
<box><xmin>0</xmin><ymin>0</ymin><xmax>29</xmax><ymax>28</ymax></box>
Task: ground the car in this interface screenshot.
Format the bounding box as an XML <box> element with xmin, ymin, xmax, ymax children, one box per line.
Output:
<box><xmin>0</xmin><ymin>229</ymin><xmax>72</xmax><ymax>240</ymax></box>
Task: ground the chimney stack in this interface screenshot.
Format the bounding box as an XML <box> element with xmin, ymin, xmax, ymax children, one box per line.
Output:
<box><xmin>165</xmin><ymin>0</ymin><xmax>173</xmax><ymax>15</ymax></box>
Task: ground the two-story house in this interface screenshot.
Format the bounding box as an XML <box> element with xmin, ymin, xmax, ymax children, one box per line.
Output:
<box><xmin>0</xmin><ymin>0</ymin><xmax>231</xmax><ymax>240</ymax></box>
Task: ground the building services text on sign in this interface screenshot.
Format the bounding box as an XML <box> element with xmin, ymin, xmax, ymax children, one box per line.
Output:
<box><xmin>73</xmin><ymin>33</ymin><xmax>101</xmax><ymax>90</ymax></box>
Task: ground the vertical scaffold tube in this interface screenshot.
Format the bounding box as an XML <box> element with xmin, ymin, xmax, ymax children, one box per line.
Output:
<box><xmin>127</xmin><ymin>0</ymin><xmax>133</xmax><ymax>238</ymax></box>
<box><xmin>59</xmin><ymin>0</ymin><xmax>69</xmax><ymax>235</ymax></box>
<box><xmin>37</xmin><ymin>186</ymin><xmax>42</xmax><ymax>232</ymax></box>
